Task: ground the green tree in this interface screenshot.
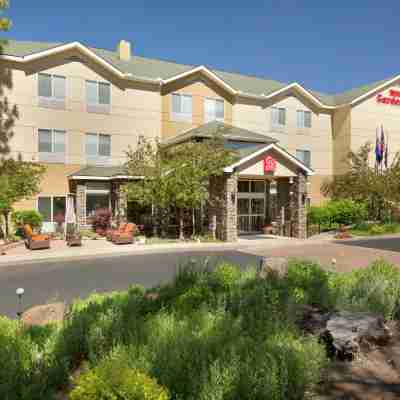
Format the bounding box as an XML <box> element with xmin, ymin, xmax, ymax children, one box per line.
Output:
<box><xmin>167</xmin><ymin>135</ymin><xmax>235</xmax><ymax>239</ymax></box>
<box><xmin>125</xmin><ymin>133</ymin><xmax>235</xmax><ymax>239</ymax></box>
<box><xmin>0</xmin><ymin>159</ymin><xmax>46</xmax><ymax>237</ymax></box>
<box><xmin>321</xmin><ymin>143</ymin><xmax>399</xmax><ymax>221</ymax></box>
<box><xmin>0</xmin><ymin>0</ymin><xmax>18</xmax><ymax>158</ymax></box>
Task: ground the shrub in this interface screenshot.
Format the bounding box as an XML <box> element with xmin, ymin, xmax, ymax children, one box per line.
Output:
<box><xmin>70</xmin><ymin>354</ymin><xmax>170</xmax><ymax>400</ymax></box>
<box><xmin>91</xmin><ymin>208</ymin><xmax>112</xmax><ymax>236</ymax></box>
<box><xmin>308</xmin><ymin>200</ymin><xmax>368</xmax><ymax>228</ymax></box>
<box><xmin>0</xmin><ymin>318</ymin><xmax>34</xmax><ymax>399</ymax></box>
<box><xmin>12</xmin><ymin>210</ymin><xmax>43</xmax><ymax>231</ymax></box>
<box><xmin>332</xmin><ymin>260</ymin><xmax>400</xmax><ymax>319</ymax></box>
<box><xmin>210</xmin><ymin>262</ymin><xmax>241</xmax><ymax>291</ymax></box>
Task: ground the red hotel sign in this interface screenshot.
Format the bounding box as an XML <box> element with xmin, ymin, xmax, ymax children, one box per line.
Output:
<box><xmin>263</xmin><ymin>156</ymin><xmax>277</xmax><ymax>172</ymax></box>
<box><xmin>377</xmin><ymin>89</ymin><xmax>400</xmax><ymax>106</ymax></box>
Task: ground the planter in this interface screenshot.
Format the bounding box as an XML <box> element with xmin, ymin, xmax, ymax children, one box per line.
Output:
<box><xmin>262</xmin><ymin>225</ymin><xmax>274</xmax><ymax>235</ymax></box>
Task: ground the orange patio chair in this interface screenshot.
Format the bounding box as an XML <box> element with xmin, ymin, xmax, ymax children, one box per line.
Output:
<box><xmin>106</xmin><ymin>223</ymin><xmax>127</xmax><ymax>241</ymax></box>
<box><xmin>111</xmin><ymin>222</ymin><xmax>137</xmax><ymax>245</ymax></box>
<box><xmin>24</xmin><ymin>224</ymin><xmax>51</xmax><ymax>250</ymax></box>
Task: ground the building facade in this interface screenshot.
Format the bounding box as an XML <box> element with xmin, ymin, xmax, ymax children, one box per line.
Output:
<box><xmin>2</xmin><ymin>39</ymin><xmax>400</xmax><ymax>239</ymax></box>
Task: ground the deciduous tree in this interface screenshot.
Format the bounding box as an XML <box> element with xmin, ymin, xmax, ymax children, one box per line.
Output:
<box><xmin>0</xmin><ymin>159</ymin><xmax>46</xmax><ymax>237</ymax></box>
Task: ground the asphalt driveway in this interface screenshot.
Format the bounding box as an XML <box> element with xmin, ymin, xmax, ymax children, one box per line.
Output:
<box><xmin>0</xmin><ymin>250</ymin><xmax>260</xmax><ymax>318</ymax></box>
<box><xmin>337</xmin><ymin>236</ymin><xmax>400</xmax><ymax>253</ymax></box>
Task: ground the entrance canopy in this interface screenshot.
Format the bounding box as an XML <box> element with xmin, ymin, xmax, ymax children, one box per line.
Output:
<box><xmin>225</xmin><ymin>142</ymin><xmax>314</xmax><ymax>177</ymax></box>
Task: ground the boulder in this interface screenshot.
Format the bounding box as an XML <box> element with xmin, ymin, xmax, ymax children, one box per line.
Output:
<box><xmin>324</xmin><ymin>311</ymin><xmax>392</xmax><ymax>359</ymax></box>
<box><xmin>257</xmin><ymin>257</ymin><xmax>289</xmax><ymax>279</ymax></box>
<box><xmin>22</xmin><ymin>302</ymin><xmax>66</xmax><ymax>326</ymax></box>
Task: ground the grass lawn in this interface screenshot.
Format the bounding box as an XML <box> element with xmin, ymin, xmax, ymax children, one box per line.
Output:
<box><xmin>2</xmin><ymin>259</ymin><xmax>400</xmax><ymax>399</ymax></box>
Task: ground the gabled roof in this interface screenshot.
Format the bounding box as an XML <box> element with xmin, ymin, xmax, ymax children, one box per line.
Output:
<box><xmin>69</xmin><ymin>165</ymin><xmax>130</xmax><ymax>180</ymax></box>
<box><xmin>224</xmin><ymin>142</ymin><xmax>315</xmax><ymax>176</ymax></box>
<box><xmin>1</xmin><ymin>39</ymin><xmax>397</xmax><ymax>109</ymax></box>
<box><xmin>161</xmin><ymin>121</ymin><xmax>277</xmax><ymax>148</ymax></box>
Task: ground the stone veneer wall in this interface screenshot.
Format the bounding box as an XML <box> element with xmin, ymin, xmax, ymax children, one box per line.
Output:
<box><xmin>290</xmin><ymin>172</ymin><xmax>307</xmax><ymax>239</ymax></box>
<box><xmin>209</xmin><ymin>173</ymin><xmax>238</xmax><ymax>242</ymax></box>
<box><xmin>76</xmin><ymin>184</ymin><xmax>86</xmax><ymax>227</ymax></box>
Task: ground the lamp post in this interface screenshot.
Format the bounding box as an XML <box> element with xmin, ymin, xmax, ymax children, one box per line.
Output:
<box><xmin>16</xmin><ymin>287</ymin><xmax>24</xmax><ymax>319</ymax></box>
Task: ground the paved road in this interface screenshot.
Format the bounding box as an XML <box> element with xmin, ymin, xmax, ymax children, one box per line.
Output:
<box><xmin>337</xmin><ymin>236</ymin><xmax>400</xmax><ymax>253</ymax></box>
<box><xmin>0</xmin><ymin>250</ymin><xmax>260</xmax><ymax>318</ymax></box>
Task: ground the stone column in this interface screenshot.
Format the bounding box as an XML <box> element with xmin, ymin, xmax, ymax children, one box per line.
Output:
<box><xmin>115</xmin><ymin>182</ymin><xmax>128</xmax><ymax>224</ymax></box>
<box><xmin>209</xmin><ymin>173</ymin><xmax>238</xmax><ymax>242</ymax></box>
<box><xmin>290</xmin><ymin>172</ymin><xmax>307</xmax><ymax>239</ymax></box>
<box><xmin>76</xmin><ymin>184</ymin><xmax>86</xmax><ymax>228</ymax></box>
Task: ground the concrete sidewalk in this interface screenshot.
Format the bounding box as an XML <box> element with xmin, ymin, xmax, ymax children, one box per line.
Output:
<box><xmin>0</xmin><ymin>235</ymin><xmax>298</xmax><ymax>266</ymax></box>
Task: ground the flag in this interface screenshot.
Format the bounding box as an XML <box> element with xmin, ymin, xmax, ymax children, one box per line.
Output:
<box><xmin>375</xmin><ymin>127</ymin><xmax>382</xmax><ymax>165</ymax></box>
<box><xmin>381</xmin><ymin>125</ymin><xmax>385</xmax><ymax>160</ymax></box>
<box><xmin>385</xmin><ymin>130</ymin><xmax>389</xmax><ymax>168</ymax></box>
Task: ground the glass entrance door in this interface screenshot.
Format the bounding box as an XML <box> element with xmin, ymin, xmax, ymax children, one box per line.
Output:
<box><xmin>237</xmin><ymin>180</ymin><xmax>266</xmax><ymax>233</ymax></box>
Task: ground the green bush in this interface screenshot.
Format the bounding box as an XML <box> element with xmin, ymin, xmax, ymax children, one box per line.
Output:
<box><xmin>70</xmin><ymin>354</ymin><xmax>170</xmax><ymax>400</ymax></box>
<box><xmin>332</xmin><ymin>260</ymin><xmax>400</xmax><ymax>319</ymax></box>
<box><xmin>12</xmin><ymin>210</ymin><xmax>43</xmax><ymax>236</ymax></box>
<box><xmin>308</xmin><ymin>200</ymin><xmax>368</xmax><ymax>228</ymax></box>
<box><xmin>0</xmin><ymin>318</ymin><xmax>34</xmax><ymax>400</ymax></box>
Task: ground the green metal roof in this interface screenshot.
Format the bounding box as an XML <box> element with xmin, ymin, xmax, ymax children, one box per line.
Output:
<box><xmin>69</xmin><ymin>165</ymin><xmax>127</xmax><ymax>178</ymax></box>
<box><xmin>162</xmin><ymin>121</ymin><xmax>277</xmax><ymax>147</ymax></box>
<box><xmin>1</xmin><ymin>39</ymin><xmax>396</xmax><ymax>107</ymax></box>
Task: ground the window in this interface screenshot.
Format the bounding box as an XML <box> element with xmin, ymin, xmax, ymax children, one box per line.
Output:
<box><xmin>271</xmin><ymin>107</ymin><xmax>286</xmax><ymax>128</ymax></box>
<box><xmin>86</xmin><ymin>80</ymin><xmax>111</xmax><ymax>113</ymax></box>
<box><xmin>204</xmin><ymin>98</ymin><xmax>224</xmax><ymax>122</ymax></box>
<box><xmin>38</xmin><ymin>129</ymin><xmax>66</xmax><ymax>163</ymax></box>
<box><xmin>38</xmin><ymin>73</ymin><xmax>66</xmax><ymax>108</ymax></box>
<box><xmin>86</xmin><ymin>193</ymin><xmax>110</xmax><ymax>218</ymax></box>
<box><xmin>85</xmin><ymin>133</ymin><xmax>111</xmax><ymax>164</ymax></box>
<box><xmin>171</xmin><ymin>93</ymin><xmax>192</xmax><ymax>121</ymax></box>
<box><xmin>38</xmin><ymin>196</ymin><xmax>66</xmax><ymax>223</ymax></box>
<box><xmin>296</xmin><ymin>149</ymin><xmax>311</xmax><ymax>167</ymax></box>
<box><xmin>297</xmin><ymin>110</ymin><xmax>312</xmax><ymax>128</ymax></box>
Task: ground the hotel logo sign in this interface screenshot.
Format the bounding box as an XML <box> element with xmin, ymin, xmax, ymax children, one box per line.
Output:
<box><xmin>377</xmin><ymin>89</ymin><xmax>400</xmax><ymax>106</ymax></box>
<box><xmin>263</xmin><ymin>156</ymin><xmax>277</xmax><ymax>172</ymax></box>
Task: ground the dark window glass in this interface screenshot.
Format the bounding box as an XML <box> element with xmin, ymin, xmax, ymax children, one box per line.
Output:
<box><xmin>38</xmin><ymin>197</ymin><xmax>52</xmax><ymax>222</ymax></box>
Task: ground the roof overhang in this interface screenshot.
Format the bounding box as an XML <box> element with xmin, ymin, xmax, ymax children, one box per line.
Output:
<box><xmin>68</xmin><ymin>175</ymin><xmax>143</xmax><ymax>181</ymax></box>
<box><xmin>349</xmin><ymin>74</ymin><xmax>400</xmax><ymax>106</ymax></box>
<box><xmin>0</xmin><ymin>41</ymin><xmax>336</xmax><ymax>109</ymax></box>
<box><xmin>224</xmin><ymin>142</ymin><xmax>314</xmax><ymax>176</ymax></box>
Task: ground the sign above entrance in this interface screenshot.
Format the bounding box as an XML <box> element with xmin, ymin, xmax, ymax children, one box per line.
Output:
<box><xmin>376</xmin><ymin>89</ymin><xmax>400</xmax><ymax>106</ymax></box>
<box><xmin>263</xmin><ymin>156</ymin><xmax>277</xmax><ymax>173</ymax></box>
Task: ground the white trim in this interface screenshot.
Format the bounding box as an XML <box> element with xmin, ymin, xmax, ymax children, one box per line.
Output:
<box><xmin>223</xmin><ymin>143</ymin><xmax>314</xmax><ymax>175</ymax></box>
<box><xmin>69</xmin><ymin>175</ymin><xmax>143</xmax><ymax>181</ymax></box>
<box><xmin>349</xmin><ymin>74</ymin><xmax>400</xmax><ymax>105</ymax></box>
<box><xmin>161</xmin><ymin>65</ymin><xmax>238</xmax><ymax>95</ymax></box>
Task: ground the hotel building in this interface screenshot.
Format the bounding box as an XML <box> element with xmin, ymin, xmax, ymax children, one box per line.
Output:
<box><xmin>2</xmin><ymin>39</ymin><xmax>400</xmax><ymax>240</ymax></box>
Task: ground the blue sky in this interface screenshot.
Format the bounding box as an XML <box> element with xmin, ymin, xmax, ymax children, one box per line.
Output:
<box><xmin>2</xmin><ymin>1</ymin><xmax>399</xmax><ymax>94</ymax></box>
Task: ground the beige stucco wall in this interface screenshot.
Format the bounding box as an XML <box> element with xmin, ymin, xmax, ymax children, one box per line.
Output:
<box><xmin>5</xmin><ymin>61</ymin><xmax>161</xmax><ymax>211</ymax></box>
<box><xmin>232</xmin><ymin>95</ymin><xmax>332</xmax><ymax>204</ymax></box>
<box><xmin>351</xmin><ymin>84</ymin><xmax>400</xmax><ymax>167</ymax></box>
<box><xmin>161</xmin><ymin>77</ymin><xmax>233</xmax><ymax>139</ymax></box>
<box><xmin>331</xmin><ymin>105</ymin><xmax>352</xmax><ymax>175</ymax></box>
<box><xmin>7</xmin><ymin>63</ymin><xmax>162</xmax><ymax>166</ymax></box>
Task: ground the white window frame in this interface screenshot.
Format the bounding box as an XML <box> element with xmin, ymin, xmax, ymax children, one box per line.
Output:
<box><xmin>86</xmin><ymin>80</ymin><xmax>111</xmax><ymax>114</ymax></box>
<box><xmin>296</xmin><ymin>149</ymin><xmax>311</xmax><ymax>167</ymax></box>
<box><xmin>38</xmin><ymin>73</ymin><xmax>66</xmax><ymax>109</ymax></box>
<box><xmin>297</xmin><ymin>110</ymin><xmax>312</xmax><ymax>129</ymax></box>
<box><xmin>171</xmin><ymin>93</ymin><xmax>193</xmax><ymax>122</ymax></box>
<box><xmin>85</xmin><ymin>133</ymin><xmax>112</xmax><ymax>165</ymax></box>
<box><xmin>204</xmin><ymin>97</ymin><xmax>224</xmax><ymax>123</ymax></box>
<box><xmin>37</xmin><ymin>195</ymin><xmax>67</xmax><ymax>223</ymax></box>
<box><xmin>38</xmin><ymin>128</ymin><xmax>67</xmax><ymax>163</ymax></box>
<box><xmin>270</xmin><ymin>107</ymin><xmax>286</xmax><ymax>129</ymax></box>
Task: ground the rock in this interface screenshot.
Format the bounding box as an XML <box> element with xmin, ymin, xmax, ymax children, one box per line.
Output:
<box><xmin>258</xmin><ymin>257</ymin><xmax>289</xmax><ymax>279</ymax></box>
<box><xmin>323</xmin><ymin>311</ymin><xmax>392</xmax><ymax>360</ymax></box>
<box><xmin>22</xmin><ymin>302</ymin><xmax>66</xmax><ymax>326</ymax></box>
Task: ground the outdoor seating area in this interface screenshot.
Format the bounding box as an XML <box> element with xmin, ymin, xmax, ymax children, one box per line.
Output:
<box><xmin>23</xmin><ymin>224</ymin><xmax>51</xmax><ymax>250</ymax></box>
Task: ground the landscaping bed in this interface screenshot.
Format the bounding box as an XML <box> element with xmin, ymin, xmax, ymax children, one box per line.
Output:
<box><xmin>1</xmin><ymin>259</ymin><xmax>400</xmax><ymax>399</ymax></box>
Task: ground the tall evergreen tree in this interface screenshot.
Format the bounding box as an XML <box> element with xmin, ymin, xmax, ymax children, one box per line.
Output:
<box><xmin>0</xmin><ymin>0</ymin><xmax>18</xmax><ymax>159</ymax></box>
